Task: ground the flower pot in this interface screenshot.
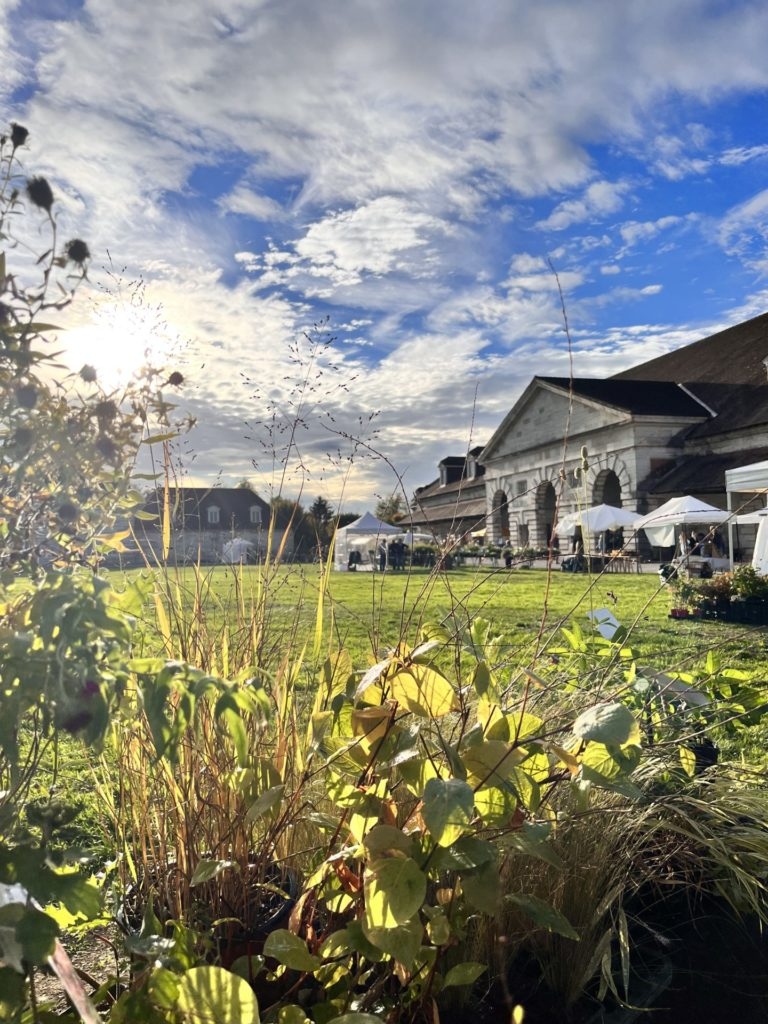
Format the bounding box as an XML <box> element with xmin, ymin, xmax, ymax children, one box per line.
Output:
<box><xmin>669</xmin><ymin>608</ymin><xmax>689</xmax><ymax>619</ymax></box>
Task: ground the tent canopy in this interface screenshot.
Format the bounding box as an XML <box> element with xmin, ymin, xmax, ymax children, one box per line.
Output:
<box><xmin>725</xmin><ymin>461</ymin><xmax>768</xmax><ymax>574</ymax></box>
<box><xmin>725</xmin><ymin>459</ymin><xmax>768</xmax><ymax>494</ymax></box>
<box><xmin>333</xmin><ymin>511</ymin><xmax>401</xmax><ymax>569</ymax></box>
<box><xmin>338</xmin><ymin>511</ymin><xmax>401</xmax><ymax>536</ymax></box>
<box><xmin>554</xmin><ymin>503</ymin><xmax>638</xmax><ymax>539</ymax></box>
<box><xmin>222</xmin><ymin>537</ymin><xmax>254</xmax><ymax>563</ymax></box>
<box><xmin>633</xmin><ymin>495</ymin><xmax>729</xmax><ymax>549</ymax></box>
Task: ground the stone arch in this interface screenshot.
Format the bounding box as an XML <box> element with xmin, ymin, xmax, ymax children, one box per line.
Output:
<box><xmin>534</xmin><ymin>480</ymin><xmax>557</xmax><ymax>548</ymax></box>
<box><xmin>590</xmin><ymin>457</ymin><xmax>633</xmax><ymax>507</ymax></box>
<box><xmin>491</xmin><ymin>489</ymin><xmax>510</xmax><ymax>543</ymax></box>
<box><xmin>592</xmin><ymin>468</ymin><xmax>622</xmax><ymax>507</ymax></box>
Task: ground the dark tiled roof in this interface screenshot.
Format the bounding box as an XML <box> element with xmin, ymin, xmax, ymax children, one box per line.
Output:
<box><xmin>142</xmin><ymin>487</ymin><xmax>269</xmax><ymax>531</ymax></box>
<box><xmin>538</xmin><ymin>377</ymin><xmax>708</xmax><ymax>417</ymax></box>
<box><xmin>679</xmin><ymin>383</ymin><xmax>768</xmax><ymax>437</ymax></box>
<box><xmin>637</xmin><ymin>448</ymin><xmax>768</xmax><ymax>497</ymax></box>
<box><xmin>411</xmin><ymin>477</ymin><xmax>486</xmax><ymax>501</ymax></box>
<box><xmin>613</xmin><ymin>311</ymin><xmax>768</xmax><ymax>386</ymax></box>
<box><xmin>408</xmin><ymin>496</ymin><xmax>488</xmax><ymax>528</ymax></box>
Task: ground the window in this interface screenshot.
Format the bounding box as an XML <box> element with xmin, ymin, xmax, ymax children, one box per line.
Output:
<box><xmin>516</xmin><ymin>479</ymin><xmax>527</xmax><ymax>496</ymax></box>
<box><xmin>249</xmin><ymin>505</ymin><xmax>262</xmax><ymax>526</ymax></box>
<box><xmin>207</xmin><ymin>505</ymin><xmax>220</xmax><ymax>525</ymax></box>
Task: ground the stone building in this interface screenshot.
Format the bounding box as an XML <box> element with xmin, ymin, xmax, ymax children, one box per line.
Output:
<box><xmin>414</xmin><ymin>312</ymin><xmax>768</xmax><ymax>550</ymax></box>
<box><xmin>133</xmin><ymin>486</ymin><xmax>290</xmax><ymax>564</ymax></box>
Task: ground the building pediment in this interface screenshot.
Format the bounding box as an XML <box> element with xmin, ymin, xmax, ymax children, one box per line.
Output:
<box><xmin>481</xmin><ymin>379</ymin><xmax>627</xmax><ymax>462</ymax></box>
<box><xmin>481</xmin><ymin>376</ymin><xmax>709</xmax><ymax>463</ymax></box>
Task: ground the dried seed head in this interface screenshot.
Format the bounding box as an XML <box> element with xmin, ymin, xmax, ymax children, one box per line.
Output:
<box><xmin>10</xmin><ymin>123</ymin><xmax>29</xmax><ymax>149</ymax></box>
<box><xmin>57</xmin><ymin>500</ymin><xmax>80</xmax><ymax>523</ymax></box>
<box><xmin>93</xmin><ymin>399</ymin><xmax>118</xmax><ymax>422</ymax></box>
<box><xmin>12</xmin><ymin>426</ymin><xmax>33</xmax><ymax>449</ymax></box>
<box><xmin>65</xmin><ymin>238</ymin><xmax>90</xmax><ymax>265</ymax></box>
<box><xmin>26</xmin><ymin>175</ymin><xmax>54</xmax><ymax>213</ymax></box>
<box><xmin>14</xmin><ymin>384</ymin><xmax>38</xmax><ymax>409</ymax></box>
<box><xmin>95</xmin><ymin>435</ymin><xmax>118</xmax><ymax>461</ymax></box>
<box><xmin>79</xmin><ymin>364</ymin><xmax>98</xmax><ymax>383</ymax></box>
<box><xmin>167</xmin><ymin>371</ymin><xmax>184</xmax><ymax>387</ymax></box>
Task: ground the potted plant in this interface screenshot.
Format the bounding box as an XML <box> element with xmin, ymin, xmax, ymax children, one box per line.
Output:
<box><xmin>669</xmin><ymin>573</ymin><xmax>695</xmax><ymax>618</ymax></box>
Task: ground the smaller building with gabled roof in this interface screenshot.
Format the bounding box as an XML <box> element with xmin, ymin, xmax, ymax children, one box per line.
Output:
<box><xmin>132</xmin><ymin>486</ymin><xmax>291</xmax><ymax>564</ymax></box>
<box><xmin>408</xmin><ymin>447</ymin><xmax>487</xmax><ymax>542</ymax></box>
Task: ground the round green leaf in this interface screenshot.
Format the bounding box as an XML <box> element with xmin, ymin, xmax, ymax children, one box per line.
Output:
<box><xmin>572</xmin><ymin>703</ymin><xmax>637</xmax><ymax>746</ymax></box>
<box><xmin>263</xmin><ymin>929</ymin><xmax>320</xmax><ymax>972</ymax></box>
<box><xmin>443</xmin><ymin>961</ymin><xmax>488</xmax><ymax>988</ymax></box>
<box><xmin>364</xmin><ymin>857</ymin><xmax>426</xmax><ymax>929</ymax></box>
<box><xmin>422</xmin><ymin>777</ymin><xmax>474</xmax><ymax>847</ymax></box>
<box><xmin>362</xmin><ymin>916</ymin><xmax>423</xmax><ymax>968</ymax></box>
<box><xmin>175</xmin><ymin>965</ymin><xmax>260</xmax><ymax>1024</ymax></box>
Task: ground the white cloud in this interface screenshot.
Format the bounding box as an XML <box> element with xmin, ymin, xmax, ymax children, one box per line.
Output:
<box><xmin>592</xmin><ymin>283</ymin><xmax>663</xmax><ymax>307</ymax></box>
<box><xmin>720</xmin><ymin>144</ymin><xmax>768</xmax><ymax>166</ymax></box>
<box><xmin>536</xmin><ymin>180</ymin><xmax>630</xmax><ymax>231</ymax></box>
<box><xmin>219</xmin><ymin>186</ymin><xmax>286</xmax><ymax>221</ymax></box>
<box><xmin>717</xmin><ymin>188</ymin><xmax>768</xmax><ymax>266</ymax></box>
<box><xmin>293</xmin><ymin>197</ymin><xmax>450</xmax><ymax>282</ymax></box>
<box><xmin>619</xmin><ymin>215</ymin><xmax>686</xmax><ymax>247</ymax></box>
<box><xmin>7</xmin><ymin>0</ymin><xmax>768</xmax><ymax>501</ymax></box>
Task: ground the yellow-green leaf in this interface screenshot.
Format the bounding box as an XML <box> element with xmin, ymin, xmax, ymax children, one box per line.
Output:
<box><xmin>443</xmin><ymin>962</ymin><xmax>487</xmax><ymax>988</ymax></box>
<box><xmin>421</xmin><ymin>777</ymin><xmax>474</xmax><ymax>847</ymax></box>
<box><xmin>572</xmin><ymin>703</ymin><xmax>638</xmax><ymax>746</ymax></box>
<box><xmin>263</xmin><ymin>930</ymin><xmax>320</xmax><ymax>972</ymax></box>
<box><xmin>364</xmin><ymin>857</ymin><xmax>426</xmax><ymax>929</ymax></box>
<box><xmin>175</xmin><ymin>965</ymin><xmax>260</xmax><ymax>1024</ymax></box>
<box><xmin>463</xmin><ymin>740</ymin><xmax>524</xmax><ymax>788</ymax></box>
<box><xmin>389</xmin><ymin>665</ymin><xmax>458</xmax><ymax>718</ymax></box>
<box><xmin>679</xmin><ymin>745</ymin><xmax>697</xmax><ymax>777</ymax></box>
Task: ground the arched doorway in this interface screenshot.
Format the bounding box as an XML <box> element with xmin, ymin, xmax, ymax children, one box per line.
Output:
<box><xmin>535</xmin><ymin>481</ymin><xmax>557</xmax><ymax>548</ymax></box>
<box><xmin>492</xmin><ymin>490</ymin><xmax>510</xmax><ymax>543</ymax></box>
<box><xmin>593</xmin><ymin>469</ymin><xmax>622</xmax><ymax>507</ymax></box>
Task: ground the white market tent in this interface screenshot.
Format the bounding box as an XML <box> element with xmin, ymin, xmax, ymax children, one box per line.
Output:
<box><xmin>333</xmin><ymin>511</ymin><xmax>401</xmax><ymax>571</ymax></box>
<box><xmin>554</xmin><ymin>504</ymin><xmax>638</xmax><ymax>553</ymax></box>
<box><xmin>633</xmin><ymin>495</ymin><xmax>729</xmax><ymax>553</ymax></box>
<box><xmin>222</xmin><ymin>537</ymin><xmax>255</xmax><ymax>564</ymax></box>
<box><xmin>726</xmin><ymin>460</ymin><xmax>768</xmax><ymax>573</ymax></box>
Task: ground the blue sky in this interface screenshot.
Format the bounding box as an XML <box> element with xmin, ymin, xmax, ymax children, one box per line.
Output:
<box><xmin>5</xmin><ymin>0</ymin><xmax>768</xmax><ymax>510</ymax></box>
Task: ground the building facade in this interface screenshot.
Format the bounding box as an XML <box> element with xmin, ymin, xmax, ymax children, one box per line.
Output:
<box><xmin>413</xmin><ymin>313</ymin><xmax>768</xmax><ymax>550</ymax></box>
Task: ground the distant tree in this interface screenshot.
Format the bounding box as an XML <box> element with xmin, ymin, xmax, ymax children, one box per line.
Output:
<box><xmin>375</xmin><ymin>494</ymin><xmax>405</xmax><ymax>525</ymax></box>
<box><xmin>307</xmin><ymin>496</ymin><xmax>335</xmax><ymax>553</ymax></box>
<box><xmin>270</xmin><ymin>497</ymin><xmax>305</xmax><ymax>529</ymax></box>
<box><xmin>236</xmin><ymin>478</ymin><xmax>254</xmax><ymax>489</ymax></box>
<box><xmin>337</xmin><ymin>512</ymin><xmax>359</xmax><ymax>528</ymax></box>
<box><xmin>309</xmin><ymin>496</ymin><xmax>334</xmax><ymax>526</ymax></box>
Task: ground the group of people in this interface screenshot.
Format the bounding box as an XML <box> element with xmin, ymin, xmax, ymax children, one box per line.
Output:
<box><xmin>378</xmin><ymin>539</ymin><xmax>408</xmax><ymax>571</ymax></box>
<box><xmin>679</xmin><ymin>527</ymin><xmax>726</xmax><ymax>558</ymax></box>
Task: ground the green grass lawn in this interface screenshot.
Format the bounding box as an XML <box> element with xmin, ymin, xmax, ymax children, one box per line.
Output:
<box><xmin>121</xmin><ymin>562</ymin><xmax>768</xmax><ymax>684</ymax></box>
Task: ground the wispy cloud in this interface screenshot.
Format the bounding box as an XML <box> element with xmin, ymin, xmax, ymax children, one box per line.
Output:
<box><xmin>5</xmin><ymin>0</ymin><xmax>768</xmax><ymax>501</ymax></box>
<box><xmin>536</xmin><ymin>180</ymin><xmax>630</xmax><ymax>231</ymax></box>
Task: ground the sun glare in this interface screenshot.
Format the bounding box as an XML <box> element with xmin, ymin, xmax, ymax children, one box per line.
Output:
<box><xmin>61</xmin><ymin>300</ymin><xmax>179</xmax><ymax>389</ymax></box>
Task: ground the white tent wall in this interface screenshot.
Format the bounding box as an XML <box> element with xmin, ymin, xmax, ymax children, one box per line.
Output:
<box><xmin>332</xmin><ymin>512</ymin><xmax>400</xmax><ymax>571</ymax></box>
<box><xmin>725</xmin><ymin>460</ymin><xmax>768</xmax><ymax>570</ymax></box>
<box><xmin>753</xmin><ymin>519</ymin><xmax>768</xmax><ymax>575</ymax></box>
